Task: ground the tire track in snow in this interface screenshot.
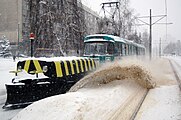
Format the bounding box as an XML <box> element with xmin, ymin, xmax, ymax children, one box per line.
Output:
<box><xmin>108</xmin><ymin>86</ymin><xmax>148</xmax><ymax>120</ymax></box>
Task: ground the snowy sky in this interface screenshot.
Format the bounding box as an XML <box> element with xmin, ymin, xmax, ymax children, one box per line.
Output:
<box><xmin>82</xmin><ymin>0</ymin><xmax>181</xmax><ymax>46</ymax></box>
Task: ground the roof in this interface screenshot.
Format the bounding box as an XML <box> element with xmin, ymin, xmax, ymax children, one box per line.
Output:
<box><xmin>84</xmin><ymin>34</ymin><xmax>145</xmax><ymax>48</ymax></box>
<box><xmin>84</xmin><ymin>34</ymin><xmax>125</xmax><ymax>43</ymax></box>
<box><xmin>84</xmin><ymin>34</ymin><xmax>115</xmax><ymax>42</ymax></box>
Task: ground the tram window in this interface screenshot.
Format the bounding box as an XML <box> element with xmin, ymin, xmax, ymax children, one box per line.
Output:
<box><xmin>117</xmin><ymin>43</ymin><xmax>122</xmax><ymax>55</ymax></box>
<box><xmin>136</xmin><ymin>47</ymin><xmax>138</xmax><ymax>55</ymax></box>
<box><xmin>114</xmin><ymin>42</ymin><xmax>123</xmax><ymax>56</ymax></box>
<box><xmin>127</xmin><ymin>45</ymin><xmax>129</xmax><ymax>55</ymax></box>
<box><xmin>119</xmin><ymin>43</ymin><xmax>122</xmax><ymax>55</ymax></box>
<box><xmin>84</xmin><ymin>42</ymin><xmax>114</xmax><ymax>55</ymax></box>
<box><xmin>122</xmin><ymin>44</ymin><xmax>125</xmax><ymax>55</ymax></box>
<box><xmin>107</xmin><ymin>43</ymin><xmax>114</xmax><ymax>54</ymax></box>
<box><xmin>114</xmin><ymin>43</ymin><xmax>119</xmax><ymax>56</ymax></box>
<box><xmin>133</xmin><ymin>46</ymin><xmax>135</xmax><ymax>55</ymax></box>
<box><xmin>96</xmin><ymin>43</ymin><xmax>105</xmax><ymax>55</ymax></box>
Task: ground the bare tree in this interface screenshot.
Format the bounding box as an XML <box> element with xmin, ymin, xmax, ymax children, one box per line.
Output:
<box><xmin>23</xmin><ymin>0</ymin><xmax>87</xmax><ymax>57</ymax></box>
<box><xmin>163</xmin><ymin>40</ymin><xmax>181</xmax><ymax>55</ymax></box>
<box><xmin>97</xmin><ymin>0</ymin><xmax>136</xmax><ymax>39</ymax></box>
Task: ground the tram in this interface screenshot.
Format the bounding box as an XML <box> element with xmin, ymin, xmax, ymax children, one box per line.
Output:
<box><xmin>83</xmin><ymin>34</ymin><xmax>145</xmax><ymax>62</ymax></box>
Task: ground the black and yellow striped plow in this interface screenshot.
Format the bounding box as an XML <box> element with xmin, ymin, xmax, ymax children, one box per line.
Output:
<box><xmin>48</xmin><ymin>58</ymin><xmax>96</xmax><ymax>78</ymax></box>
<box><xmin>16</xmin><ymin>58</ymin><xmax>96</xmax><ymax>78</ymax></box>
<box><xmin>4</xmin><ymin>58</ymin><xmax>97</xmax><ymax>109</ymax></box>
<box><xmin>17</xmin><ymin>60</ymin><xmax>44</xmax><ymax>74</ymax></box>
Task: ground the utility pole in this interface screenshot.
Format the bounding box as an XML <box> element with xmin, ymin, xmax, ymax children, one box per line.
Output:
<box><xmin>149</xmin><ymin>9</ymin><xmax>152</xmax><ymax>60</ymax></box>
<box><xmin>159</xmin><ymin>38</ymin><xmax>161</xmax><ymax>57</ymax></box>
<box><xmin>17</xmin><ymin>23</ymin><xmax>20</xmax><ymax>58</ymax></box>
<box><xmin>136</xmin><ymin>9</ymin><xmax>172</xmax><ymax>60</ymax></box>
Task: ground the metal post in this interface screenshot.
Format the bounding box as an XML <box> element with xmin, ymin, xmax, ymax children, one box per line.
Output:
<box><xmin>17</xmin><ymin>23</ymin><xmax>20</xmax><ymax>58</ymax></box>
<box><xmin>30</xmin><ymin>33</ymin><xmax>35</xmax><ymax>57</ymax></box>
<box><xmin>136</xmin><ymin>8</ymin><xmax>171</xmax><ymax>59</ymax></box>
<box><xmin>30</xmin><ymin>39</ymin><xmax>33</xmax><ymax>57</ymax></box>
<box><xmin>159</xmin><ymin>38</ymin><xmax>161</xmax><ymax>57</ymax></box>
<box><xmin>17</xmin><ymin>0</ymin><xmax>19</xmax><ymax>58</ymax></box>
<box><xmin>149</xmin><ymin>9</ymin><xmax>152</xmax><ymax>60</ymax></box>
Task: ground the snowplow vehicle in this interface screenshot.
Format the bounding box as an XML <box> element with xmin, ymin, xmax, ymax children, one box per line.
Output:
<box><xmin>3</xmin><ymin>57</ymin><xmax>97</xmax><ymax>109</ymax></box>
<box><xmin>3</xmin><ymin>34</ymin><xmax>145</xmax><ymax>109</ymax></box>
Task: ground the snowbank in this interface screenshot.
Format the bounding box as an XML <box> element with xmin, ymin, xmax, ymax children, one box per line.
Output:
<box><xmin>12</xmin><ymin>80</ymin><xmax>146</xmax><ymax>120</ymax></box>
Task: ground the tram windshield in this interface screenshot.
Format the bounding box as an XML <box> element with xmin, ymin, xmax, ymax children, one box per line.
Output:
<box><xmin>84</xmin><ymin>42</ymin><xmax>114</xmax><ymax>55</ymax></box>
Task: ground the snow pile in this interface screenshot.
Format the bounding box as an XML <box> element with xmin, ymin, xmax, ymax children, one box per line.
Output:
<box><xmin>70</xmin><ymin>61</ymin><xmax>155</xmax><ymax>92</ymax></box>
<box><xmin>12</xmin><ymin>80</ymin><xmax>146</xmax><ymax>120</ymax></box>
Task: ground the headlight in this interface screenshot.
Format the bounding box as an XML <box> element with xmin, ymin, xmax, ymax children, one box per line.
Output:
<box><xmin>17</xmin><ymin>66</ymin><xmax>22</xmax><ymax>71</ymax></box>
<box><xmin>43</xmin><ymin>66</ymin><xmax>48</xmax><ymax>72</ymax></box>
<box><xmin>106</xmin><ymin>57</ymin><xmax>111</xmax><ymax>61</ymax></box>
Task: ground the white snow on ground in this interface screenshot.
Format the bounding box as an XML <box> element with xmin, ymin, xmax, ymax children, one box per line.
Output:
<box><xmin>0</xmin><ymin>58</ymin><xmax>16</xmax><ymax>90</ymax></box>
<box><xmin>12</xmin><ymin>80</ymin><xmax>145</xmax><ymax>120</ymax></box>
<box><xmin>0</xmin><ymin>58</ymin><xmax>23</xmax><ymax>120</ymax></box>
<box><xmin>135</xmin><ymin>85</ymin><xmax>181</xmax><ymax>120</ymax></box>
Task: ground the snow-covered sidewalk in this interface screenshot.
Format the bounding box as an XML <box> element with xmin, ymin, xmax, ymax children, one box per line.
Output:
<box><xmin>135</xmin><ymin>57</ymin><xmax>181</xmax><ymax>120</ymax></box>
<box><xmin>135</xmin><ymin>85</ymin><xmax>181</xmax><ymax>120</ymax></box>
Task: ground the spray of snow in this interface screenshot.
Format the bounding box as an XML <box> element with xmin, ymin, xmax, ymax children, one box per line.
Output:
<box><xmin>70</xmin><ymin>58</ymin><xmax>156</xmax><ymax>92</ymax></box>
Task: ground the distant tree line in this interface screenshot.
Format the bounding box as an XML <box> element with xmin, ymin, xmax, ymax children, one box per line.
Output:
<box><xmin>163</xmin><ymin>40</ymin><xmax>181</xmax><ymax>55</ymax></box>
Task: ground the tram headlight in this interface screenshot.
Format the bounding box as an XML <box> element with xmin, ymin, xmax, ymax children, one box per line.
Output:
<box><xmin>105</xmin><ymin>57</ymin><xmax>111</xmax><ymax>61</ymax></box>
<box><xmin>43</xmin><ymin>66</ymin><xmax>48</xmax><ymax>72</ymax></box>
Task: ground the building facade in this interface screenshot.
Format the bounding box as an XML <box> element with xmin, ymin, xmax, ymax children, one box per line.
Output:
<box><xmin>0</xmin><ymin>0</ymin><xmax>22</xmax><ymax>44</ymax></box>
